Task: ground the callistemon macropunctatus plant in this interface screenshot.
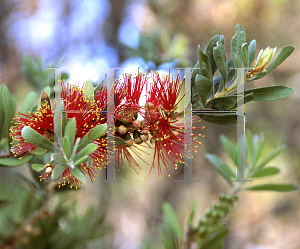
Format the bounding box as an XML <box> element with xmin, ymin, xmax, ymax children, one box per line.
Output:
<box><xmin>10</xmin><ymin>71</ymin><xmax>203</xmax><ymax>187</ymax></box>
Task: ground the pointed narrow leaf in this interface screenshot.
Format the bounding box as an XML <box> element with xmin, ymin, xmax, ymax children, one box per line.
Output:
<box><xmin>206</xmin><ymin>153</ymin><xmax>235</xmax><ymax>186</ymax></box>
<box><xmin>21</xmin><ymin>91</ymin><xmax>37</xmax><ymax>114</ymax></box>
<box><xmin>21</xmin><ymin>126</ymin><xmax>54</xmax><ymax>152</ymax></box>
<box><xmin>234</xmin><ymin>85</ymin><xmax>293</xmax><ymax>101</ymax></box>
<box><xmin>220</xmin><ymin>134</ymin><xmax>236</xmax><ymax>164</ymax></box>
<box><xmin>32</xmin><ymin>164</ymin><xmax>45</xmax><ymax>172</ymax></box>
<box><xmin>78</xmin><ymin>124</ymin><xmax>107</xmax><ymax>150</ymax></box>
<box><xmin>195</xmin><ymin>74</ymin><xmax>213</xmax><ymax>107</ymax></box>
<box><xmin>241</xmin><ymin>43</ymin><xmax>249</xmax><ymax>68</ymax></box>
<box><xmin>257</xmin><ymin>144</ymin><xmax>286</xmax><ymax>169</ymax></box>
<box><xmin>213</xmin><ymin>41</ymin><xmax>228</xmax><ymax>87</ymax></box>
<box><xmin>251</xmin><ymin>166</ymin><xmax>280</xmax><ymax>178</ymax></box>
<box><xmin>74</xmin><ymin>143</ymin><xmax>98</xmax><ymax>162</ymax></box>
<box><xmin>70</xmin><ymin>137</ymin><xmax>81</xmax><ymax>161</ymax></box>
<box><xmin>231</xmin><ymin>24</ymin><xmax>246</xmax><ymax>68</ymax></box>
<box><xmin>2</xmin><ymin>84</ymin><xmax>15</xmax><ymax>149</ymax></box>
<box><xmin>62</xmin><ymin>136</ymin><xmax>71</xmax><ymax>160</ymax></box>
<box><xmin>162</xmin><ymin>202</ymin><xmax>184</xmax><ymax>239</ymax></box>
<box><xmin>84</xmin><ymin>80</ymin><xmax>94</xmax><ymax>101</ymax></box>
<box><xmin>197</xmin><ymin>45</ymin><xmax>213</xmax><ymax>82</ymax></box>
<box><xmin>61</xmin><ymin>105</ymin><xmax>67</xmax><ymax>137</ymax></box>
<box><xmin>245</xmin><ymin>183</ymin><xmax>298</xmax><ymax>192</ymax></box>
<box><xmin>246</xmin><ymin>130</ymin><xmax>255</xmax><ymax>164</ymax></box>
<box><xmin>204</xmin><ymin>35</ymin><xmax>225</xmax><ymax>76</ymax></box>
<box><xmin>266</xmin><ymin>46</ymin><xmax>294</xmax><ymax>74</ymax></box>
<box><xmin>248</xmin><ymin>39</ymin><xmax>256</xmax><ymax>67</ymax></box>
<box><xmin>206</xmin><ymin>95</ymin><xmax>237</xmax><ymax>110</ymax></box>
<box><xmin>74</xmin><ymin>155</ymin><xmax>93</xmax><ymax>167</ymax></box>
<box><xmin>51</xmin><ymin>164</ymin><xmax>68</xmax><ymax>179</ymax></box>
<box><xmin>0</xmin><ymin>154</ymin><xmax>34</xmax><ymax>167</ymax></box>
<box><xmin>65</xmin><ymin>118</ymin><xmax>76</xmax><ymax>149</ymax></box>
<box><xmin>0</xmin><ymin>84</ymin><xmax>6</xmax><ymax>140</ymax></box>
<box><xmin>51</xmin><ymin>153</ymin><xmax>67</xmax><ymax>164</ymax></box>
<box><xmin>31</xmin><ymin>147</ymin><xmax>48</xmax><ymax>156</ymax></box>
<box><xmin>197</xmin><ymin>113</ymin><xmax>245</xmax><ymax>126</ymax></box>
<box><xmin>70</xmin><ymin>167</ymin><xmax>87</xmax><ymax>184</ymax></box>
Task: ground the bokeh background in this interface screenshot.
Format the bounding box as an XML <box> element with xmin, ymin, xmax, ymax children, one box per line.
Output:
<box><xmin>0</xmin><ymin>0</ymin><xmax>300</xmax><ymax>248</ymax></box>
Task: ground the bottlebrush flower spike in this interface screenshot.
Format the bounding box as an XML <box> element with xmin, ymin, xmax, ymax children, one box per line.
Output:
<box><xmin>10</xmin><ymin>82</ymin><xmax>107</xmax><ymax>188</ymax></box>
<box><xmin>145</xmin><ymin>71</ymin><xmax>203</xmax><ymax>177</ymax></box>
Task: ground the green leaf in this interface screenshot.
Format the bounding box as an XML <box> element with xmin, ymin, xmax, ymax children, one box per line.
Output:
<box><xmin>78</xmin><ymin>124</ymin><xmax>107</xmax><ymax>150</ymax></box>
<box><xmin>1</xmin><ymin>84</ymin><xmax>15</xmax><ymax>149</ymax></box>
<box><xmin>206</xmin><ymin>153</ymin><xmax>235</xmax><ymax>186</ymax></box>
<box><xmin>241</xmin><ymin>43</ymin><xmax>249</xmax><ymax>68</ymax></box>
<box><xmin>21</xmin><ymin>126</ymin><xmax>54</xmax><ymax>152</ymax></box>
<box><xmin>31</xmin><ymin>147</ymin><xmax>48</xmax><ymax>156</ymax></box>
<box><xmin>0</xmin><ymin>154</ymin><xmax>34</xmax><ymax>167</ymax></box>
<box><xmin>70</xmin><ymin>137</ymin><xmax>81</xmax><ymax>161</ymax></box>
<box><xmin>231</xmin><ymin>24</ymin><xmax>246</xmax><ymax>68</ymax></box>
<box><xmin>84</xmin><ymin>80</ymin><xmax>94</xmax><ymax>101</ymax></box>
<box><xmin>206</xmin><ymin>95</ymin><xmax>237</xmax><ymax>110</ymax></box>
<box><xmin>51</xmin><ymin>153</ymin><xmax>67</xmax><ymax>164</ymax></box>
<box><xmin>251</xmin><ymin>166</ymin><xmax>280</xmax><ymax>178</ymax></box>
<box><xmin>21</xmin><ymin>91</ymin><xmax>37</xmax><ymax>114</ymax></box>
<box><xmin>70</xmin><ymin>167</ymin><xmax>87</xmax><ymax>185</ymax></box>
<box><xmin>266</xmin><ymin>46</ymin><xmax>295</xmax><ymax>74</ymax></box>
<box><xmin>51</xmin><ymin>164</ymin><xmax>68</xmax><ymax>179</ymax></box>
<box><xmin>248</xmin><ymin>39</ymin><xmax>256</xmax><ymax>67</ymax></box>
<box><xmin>63</xmin><ymin>136</ymin><xmax>71</xmax><ymax>160</ymax></box>
<box><xmin>0</xmin><ymin>84</ymin><xmax>6</xmax><ymax>140</ymax></box>
<box><xmin>61</xmin><ymin>104</ymin><xmax>67</xmax><ymax>137</ymax></box>
<box><xmin>245</xmin><ymin>183</ymin><xmax>299</xmax><ymax>192</ymax></box>
<box><xmin>227</xmin><ymin>59</ymin><xmax>235</xmax><ymax>83</ymax></box>
<box><xmin>65</xmin><ymin>118</ymin><xmax>76</xmax><ymax>150</ymax></box>
<box><xmin>74</xmin><ymin>155</ymin><xmax>93</xmax><ymax>167</ymax></box>
<box><xmin>162</xmin><ymin>202</ymin><xmax>184</xmax><ymax>239</ymax></box>
<box><xmin>257</xmin><ymin>144</ymin><xmax>286</xmax><ymax>169</ymax></box>
<box><xmin>74</xmin><ymin>143</ymin><xmax>98</xmax><ymax>162</ymax></box>
<box><xmin>204</xmin><ymin>35</ymin><xmax>225</xmax><ymax>76</ymax></box>
<box><xmin>201</xmin><ymin>228</ymin><xmax>230</xmax><ymax>249</ymax></box>
<box><xmin>220</xmin><ymin>134</ymin><xmax>236</xmax><ymax>164</ymax></box>
<box><xmin>195</xmin><ymin>74</ymin><xmax>213</xmax><ymax>107</ymax></box>
<box><xmin>197</xmin><ymin>113</ymin><xmax>245</xmax><ymax>126</ymax></box>
<box><xmin>197</xmin><ymin>45</ymin><xmax>213</xmax><ymax>82</ymax></box>
<box><xmin>213</xmin><ymin>41</ymin><xmax>228</xmax><ymax>88</ymax></box>
<box><xmin>234</xmin><ymin>85</ymin><xmax>293</xmax><ymax>101</ymax></box>
<box><xmin>32</xmin><ymin>163</ymin><xmax>45</xmax><ymax>172</ymax></box>
<box><xmin>246</xmin><ymin>130</ymin><xmax>255</xmax><ymax>164</ymax></box>
<box><xmin>236</xmin><ymin>93</ymin><xmax>255</xmax><ymax>108</ymax></box>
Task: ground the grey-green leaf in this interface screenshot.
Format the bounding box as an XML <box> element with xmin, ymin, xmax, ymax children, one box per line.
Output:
<box><xmin>241</xmin><ymin>43</ymin><xmax>249</xmax><ymax>68</ymax></box>
<box><xmin>1</xmin><ymin>84</ymin><xmax>15</xmax><ymax>149</ymax></box>
<box><xmin>220</xmin><ymin>134</ymin><xmax>236</xmax><ymax>164</ymax></box>
<box><xmin>231</xmin><ymin>24</ymin><xmax>246</xmax><ymax>68</ymax></box>
<box><xmin>21</xmin><ymin>126</ymin><xmax>54</xmax><ymax>152</ymax></box>
<box><xmin>234</xmin><ymin>85</ymin><xmax>293</xmax><ymax>101</ymax></box>
<box><xmin>62</xmin><ymin>136</ymin><xmax>72</xmax><ymax>160</ymax></box>
<box><xmin>84</xmin><ymin>80</ymin><xmax>94</xmax><ymax>101</ymax></box>
<box><xmin>266</xmin><ymin>46</ymin><xmax>295</xmax><ymax>74</ymax></box>
<box><xmin>51</xmin><ymin>164</ymin><xmax>68</xmax><ymax>179</ymax></box>
<box><xmin>162</xmin><ymin>202</ymin><xmax>184</xmax><ymax>239</ymax></box>
<box><xmin>248</xmin><ymin>39</ymin><xmax>256</xmax><ymax>67</ymax></box>
<box><xmin>0</xmin><ymin>154</ymin><xmax>34</xmax><ymax>167</ymax></box>
<box><xmin>245</xmin><ymin>183</ymin><xmax>298</xmax><ymax>192</ymax></box>
<box><xmin>197</xmin><ymin>113</ymin><xmax>245</xmax><ymax>126</ymax></box>
<box><xmin>206</xmin><ymin>95</ymin><xmax>237</xmax><ymax>110</ymax></box>
<box><xmin>74</xmin><ymin>155</ymin><xmax>93</xmax><ymax>167</ymax></box>
<box><xmin>213</xmin><ymin>41</ymin><xmax>228</xmax><ymax>87</ymax></box>
<box><xmin>50</xmin><ymin>153</ymin><xmax>67</xmax><ymax>164</ymax></box>
<box><xmin>0</xmin><ymin>84</ymin><xmax>6</xmax><ymax>140</ymax></box>
<box><xmin>197</xmin><ymin>45</ymin><xmax>213</xmax><ymax>82</ymax></box>
<box><xmin>21</xmin><ymin>91</ymin><xmax>37</xmax><ymax>114</ymax></box>
<box><xmin>65</xmin><ymin>117</ymin><xmax>76</xmax><ymax>149</ymax></box>
<box><xmin>78</xmin><ymin>124</ymin><xmax>107</xmax><ymax>150</ymax></box>
<box><xmin>195</xmin><ymin>74</ymin><xmax>213</xmax><ymax>107</ymax></box>
<box><xmin>70</xmin><ymin>167</ymin><xmax>87</xmax><ymax>184</ymax></box>
<box><xmin>32</xmin><ymin>163</ymin><xmax>45</xmax><ymax>172</ymax></box>
<box><xmin>257</xmin><ymin>144</ymin><xmax>286</xmax><ymax>169</ymax></box>
<box><xmin>206</xmin><ymin>153</ymin><xmax>235</xmax><ymax>186</ymax></box>
<box><xmin>74</xmin><ymin>143</ymin><xmax>98</xmax><ymax>162</ymax></box>
<box><xmin>251</xmin><ymin>166</ymin><xmax>280</xmax><ymax>178</ymax></box>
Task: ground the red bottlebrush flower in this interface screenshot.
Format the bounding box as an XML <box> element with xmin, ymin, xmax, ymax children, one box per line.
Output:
<box><xmin>145</xmin><ymin>71</ymin><xmax>203</xmax><ymax>177</ymax></box>
<box><xmin>10</xmin><ymin>82</ymin><xmax>107</xmax><ymax>188</ymax></box>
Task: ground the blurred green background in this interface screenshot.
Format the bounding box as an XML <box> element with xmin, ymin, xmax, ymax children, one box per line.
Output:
<box><xmin>0</xmin><ymin>0</ymin><xmax>299</xmax><ymax>248</ymax></box>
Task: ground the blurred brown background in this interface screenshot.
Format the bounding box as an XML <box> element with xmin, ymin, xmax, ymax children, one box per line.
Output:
<box><xmin>0</xmin><ymin>0</ymin><xmax>299</xmax><ymax>248</ymax></box>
